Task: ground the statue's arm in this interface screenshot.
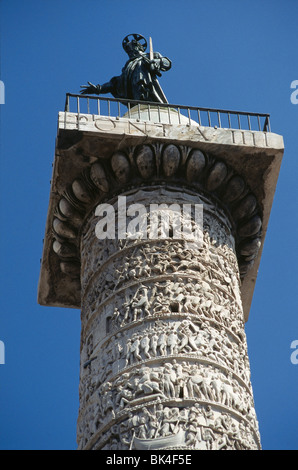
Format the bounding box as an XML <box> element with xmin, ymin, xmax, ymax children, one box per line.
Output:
<box><xmin>151</xmin><ymin>52</ymin><xmax>172</xmax><ymax>72</ymax></box>
<box><xmin>80</xmin><ymin>80</ymin><xmax>114</xmax><ymax>95</ymax></box>
<box><xmin>144</xmin><ymin>52</ymin><xmax>171</xmax><ymax>77</ymax></box>
<box><xmin>158</xmin><ymin>55</ymin><xmax>172</xmax><ymax>72</ymax></box>
<box><xmin>80</xmin><ymin>81</ymin><xmax>100</xmax><ymax>95</ymax></box>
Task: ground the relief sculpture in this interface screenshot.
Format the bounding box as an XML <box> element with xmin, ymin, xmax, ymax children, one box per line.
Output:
<box><xmin>77</xmin><ymin>184</ymin><xmax>261</xmax><ymax>450</ymax></box>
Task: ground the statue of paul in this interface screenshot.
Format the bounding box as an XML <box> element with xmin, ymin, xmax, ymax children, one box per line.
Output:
<box><xmin>80</xmin><ymin>33</ymin><xmax>171</xmax><ymax>103</ymax></box>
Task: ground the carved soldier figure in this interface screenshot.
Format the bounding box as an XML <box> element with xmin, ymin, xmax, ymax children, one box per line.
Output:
<box><xmin>140</xmin><ymin>332</ymin><xmax>151</xmax><ymax>359</ymax></box>
<box><xmin>202</xmin><ymin>427</ymin><xmax>215</xmax><ymax>450</ymax></box>
<box><xmin>150</xmin><ymin>328</ymin><xmax>159</xmax><ymax>356</ymax></box>
<box><xmin>124</xmin><ymin>338</ymin><xmax>132</xmax><ymax>367</ymax></box>
<box><xmin>121</xmin><ymin>294</ymin><xmax>133</xmax><ymax>326</ymax></box>
<box><xmin>130</xmin><ymin>334</ymin><xmax>142</xmax><ymax>362</ymax></box>
<box><xmin>172</xmin><ymin>359</ymin><xmax>184</xmax><ymax>397</ymax></box>
<box><xmin>159</xmin><ymin>407</ymin><xmax>172</xmax><ymax>437</ymax></box>
<box><xmin>136</xmin><ymin>366</ymin><xmax>163</xmax><ymax>397</ymax></box>
<box><xmin>99</xmin><ymin>382</ymin><xmax>115</xmax><ymax>418</ymax></box>
<box><xmin>162</xmin><ymin>363</ymin><xmax>176</xmax><ymax>398</ymax></box>
<box><xmin>185</xmin><ymin>411</ymin><xmax>201</xmax><ymax>447</ymax></box>
<box><xmin>167</xmin><ymin>325</ymin><xmax>179</xmax><ymax>355</ymax></box>
<box><xmin>132</xmin><ymin>286</ymin><xmax>151</xmax><ymax>321</ymax></box>
<box><xmin>157</xmin><ymin>329</ymin><xmax>168</xmax><ymax>356</ymax></box>
<box><xmin>115</xmin><ymin>385</ymin><xmax>133</xmax><ymax>409</ymax></box>
<box><xmin>147</xmin><ymin>414</ymin><xmax>159</xmax><ymax>439</ymax></box>
<box><xmin>178</xmin><ymin>319</ymin><xmax>199</xmax><ymax>352</ymax></box>
<box><xmin>137</xmin><ymin>416</ymin><xmax>148</xmax><ymax>439</ymax></box>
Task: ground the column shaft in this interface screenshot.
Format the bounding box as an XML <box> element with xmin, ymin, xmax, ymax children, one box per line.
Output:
<box><xmin>77</xmin><ymin>186</ymin><xmax>261</xmax><ymax>450</ymax></box>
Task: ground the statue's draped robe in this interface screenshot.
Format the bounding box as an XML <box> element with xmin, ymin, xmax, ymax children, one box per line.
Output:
<box><xmin>109</xmin><ymin>52</ymin><xmax>171</xmax><ymax>103</ymax></box>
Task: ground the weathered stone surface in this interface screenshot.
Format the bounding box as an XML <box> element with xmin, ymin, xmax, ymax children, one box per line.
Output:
<box><xmin>222</xmin><ymin>176</ymin><xmax>246</xmax><ymax>203</ymax></box>
<box><xmin>89</xmin><ymin>163</ymin><xmax>109</xmax><ymax>192</ymax></box>
<box><xmin>233</xmin><ymin>194</ymin><xmax>257</xmax><ymax>221</ymax></box>
<box><xmin>77</xmin><ymin>187</ymin><xmax>260</xmax><ymax>450</ymax></box>
<box><xmin>38</xmin><ymin>106</ymin><xmax>283</xmax><ymax>451</ymax></box>
<box><xmin>185</xmin><ymin>149</ymin><xmax>206</xmax><ymax>182</ymax></box>
<box><xmin>111</xmin><ymin>152</ymin><xmax>131</xmax><ymax>183</ymax></box>
<box><xmin>162</xmin><ymin>144</ymin><xmax>181</xmax><ymax>177</ymax></box>
<box><xmin>239</xmin><ymin>238</ymin><xmax>262</xmax><ymax>257</ymax></box>
<box><xmin>206</xmin><ymin>161</ymin><xmax>228</xmax><ymax>192</ymax></box>
<box><xmin>135</xmin><ymin>145</ymin><xmax>156</xmax><ymax>179</ymax></box>
<box><xmin>38</xmin><ymin>112</ymin><xmax>283</xmax><ymax>321</ymax></box>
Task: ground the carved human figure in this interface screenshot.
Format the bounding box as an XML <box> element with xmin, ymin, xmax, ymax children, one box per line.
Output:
<box><xmin>130</xmin><ymin>335</ymin><xmax>142</xmax><ymax>362</ymax></box>
<box><xmin>115</xmin><ymin>385</ymin><xmax>133</xmax><ymax>409</ymax></box>
<box><xmin>187</xmin><ymin>366</ymin><xmax>211</xmax><ymax>400</ymax></box>
<box><xmin>99</xmin><ymin>382</ymin><xmax>115</xmax><ymax>418</ymax></box>
<box><xmin>162</xmin><ymin>363</ymin><xmax>176</xmax><ymax>398</ymax></box>
<box><xmin>172</xmin><ymin>359</ymin><xmax>184</xmax><ymax>397</ymax></box>
<box><xmin>136</xmin><ymin>366</ymin><xmax>163</xmax><ymax>397</ymax></box>
<box><xmin>132</xmin><ymin>287</ymin><xmax>151</xmax><ymax>321</ymax></box>
<box><xmin>140</xmin><ymin>332</ymin><xmax>151</xmax><ymax>359</ymax></box>
<box><xmin>178</xmin><ymin>320</ymin><xmax>199</xmax><ymax>352</ymax></box>
<box><xmin>150</xmin><ymin>328</ymin><xmax>159</xmax><ymax>356</ymax></box>
<box><xmin>124</xmin><ymin>339</ymin><xmax>132</xmax><ymax>367</ymax></box>
<box><xmin>159</xmin><ymin>407</ymin><xmax>172</xmax><ymax>437</ymax></box>
<box><xmin>157</xmin><ymin>329</ymin><xmax>168</xmax><ymax>356</ymax></box>
<box><xmin>137</xmin><ymin>417</ymin><xmax>148</xmax><ymax>439</ymax></box>
<box><xmin>185</xmin><ymin>411</ymin><xmax>201</xmax><ymax>447</ymax></box>
<box><xmin>202</xmin><ymin>427</ymin><xmax>215</xmax><ymax>450</ymax></box>
<box><xmin>121</xmin><ymin>294</ymin><xmax>133</xmax><ymax>325</ymax></box>
<box><xmin>167</xmin><ymin>326</ymin><xmax>179</xmax><ymax>355</ymax></box>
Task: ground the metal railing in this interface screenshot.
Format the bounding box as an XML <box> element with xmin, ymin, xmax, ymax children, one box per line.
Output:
<box><xmin>64</xmin><ymin>93</ymin><xmax>271</xmax><ymax>132</ymax></box>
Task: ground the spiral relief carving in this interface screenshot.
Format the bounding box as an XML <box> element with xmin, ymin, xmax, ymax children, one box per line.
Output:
<box><xmin>76</xmin><ymin>183</ymin><xmax>261</xmax><ymax>450</ymax></box>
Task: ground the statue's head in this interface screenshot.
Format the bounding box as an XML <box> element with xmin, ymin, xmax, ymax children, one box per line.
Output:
<box><xmin>122</xmin><ymin>33</ymin><xmax>147</xmax><ymax>56</ymax></box>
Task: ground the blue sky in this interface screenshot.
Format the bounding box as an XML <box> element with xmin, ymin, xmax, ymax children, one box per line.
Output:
<box><xmin>0</xmin><ymin>0</ymin><xmax>297</xmax><ymax>450</ymax></box>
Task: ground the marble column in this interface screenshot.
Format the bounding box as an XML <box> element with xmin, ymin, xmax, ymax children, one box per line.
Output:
<box><xmin>38</xmin><ymin>107</ymin><xmax>284</xmax><ymax>451</ymax></box>
<box><xmin>75</xmin><ymin>145</ymin><xmax>262</xmax><ymax>450</ymax></box>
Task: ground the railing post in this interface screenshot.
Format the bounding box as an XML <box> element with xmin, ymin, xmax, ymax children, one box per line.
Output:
<box><xmin>187</xmin><ymin>108</ymin><xmax>191</xmax><ymax>126</ymax></box>
<box><xmin>207</xmin><ymin>110</ymin><xmax>211</xmax><ymax>127</ymax></box>
<box><xmin>77</xmin><ymin>96</ymin><xmax>80</xmax><ymax>131</ymax></box>
<box><xmin>65</xmin><ymin>94</ymin><xmax>70</xmax><ymax>112</ymax></box>
<box><xmin>237</xmin><ymin>114</ymin><xmax>241</xmax><ymax>129</ymax></box>
<box><xmin>267</xmin><ymin>117</ymin><xmax>271</xmax><ymax>132</ymax></box>
<box><xmin>263</xmin><ymin>116</ymin><xmax>270</xmax><ymax>132</ymax></box>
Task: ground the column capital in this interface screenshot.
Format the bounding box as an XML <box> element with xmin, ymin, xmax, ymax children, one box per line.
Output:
<box><xmin>38</xmin><ymin>111</ymin><xmax>284</xmax><ymax>322</ymax></box>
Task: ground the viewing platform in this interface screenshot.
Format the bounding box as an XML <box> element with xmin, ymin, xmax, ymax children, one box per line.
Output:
<box><xmin>38</xmin><ymin>94</ymin><xmax>284</xmax><ymax>322</ymax></box>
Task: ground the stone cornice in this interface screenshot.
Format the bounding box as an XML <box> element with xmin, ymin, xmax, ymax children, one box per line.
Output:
<box><xmin>38</xmin><ymin>113</ymin><xmax>284</xmax><ymax>321</ymax></box>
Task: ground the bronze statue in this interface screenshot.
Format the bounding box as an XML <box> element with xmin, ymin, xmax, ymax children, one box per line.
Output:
<box><xmin>80</xmin><ymin>34</ymin><xmax>171</xmax><ymax>103</ymax></box>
